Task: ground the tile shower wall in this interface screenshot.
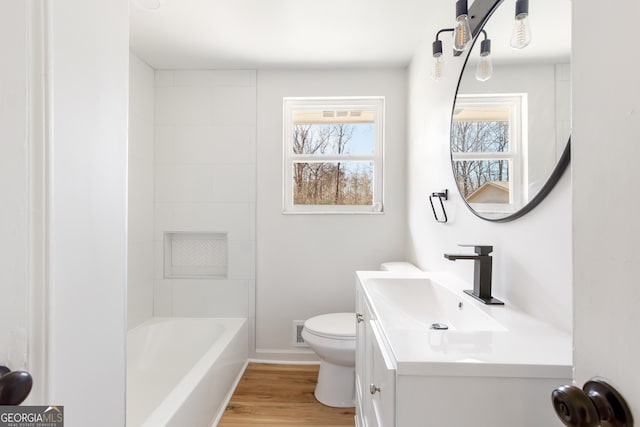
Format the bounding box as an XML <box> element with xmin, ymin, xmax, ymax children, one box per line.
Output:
<box><xmin>128</xmin><ymin>53</ymin><xmax>155</xmax><ymax>329</ymax></box>
<box><xmin>153</xmin><ymin>70</ymin><xmax>256</xmax><ymax>320</ymax></box>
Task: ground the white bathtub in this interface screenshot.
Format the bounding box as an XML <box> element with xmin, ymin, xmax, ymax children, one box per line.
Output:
<box><xmin>127</xmin><ymin>317</ymin><xmax>248</xmax><ymax>427</ymax></box>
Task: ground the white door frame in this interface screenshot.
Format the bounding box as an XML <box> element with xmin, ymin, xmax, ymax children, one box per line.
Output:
<box><xmin>26</xmin><ymin>0</ymin><xmax>50</xmax><ymax>405</ymax></box>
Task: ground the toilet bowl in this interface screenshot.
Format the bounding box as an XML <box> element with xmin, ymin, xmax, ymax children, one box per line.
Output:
<box><xmin>302</xmin><ymin>312</ymin><xmax>356</xmax><ymax>408</ymax></box>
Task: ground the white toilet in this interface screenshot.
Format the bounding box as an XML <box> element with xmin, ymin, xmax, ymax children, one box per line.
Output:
<box><xmin>302</xmin><ymin>312</ymin><xmax>356</xmax><ymax>408</ymax></box>
<box><xmin>302</xmin><ymin>264</ymin><xmax>419</xmax><ymax>407</ymax></box>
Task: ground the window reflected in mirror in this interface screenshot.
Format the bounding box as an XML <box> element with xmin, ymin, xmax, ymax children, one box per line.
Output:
<box><xmin>449</xmin><ymin>0</ymin><xmax>571</xmax><ymax>221</ymax></box>
<box><xmin>451</xmin><ymin>94</ymin><xmax>525</xmax><ymax>214</ymax></box>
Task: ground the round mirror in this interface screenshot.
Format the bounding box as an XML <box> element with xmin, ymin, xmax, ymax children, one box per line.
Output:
<box><xmin>450</xmin><ymin>0</ymin><xmax>571</xmax><ymax>221</ymax></box>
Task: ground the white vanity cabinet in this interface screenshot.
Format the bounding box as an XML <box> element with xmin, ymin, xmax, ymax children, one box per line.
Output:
<box><xmin>355</xmin><ymin>287</ymin><xmax>395</xmax><ymax>427</ymax></box>
<box><xmin>355</xmin><ymin>271</ymin><xmax>573</xmax><ymax>427</ymax></box>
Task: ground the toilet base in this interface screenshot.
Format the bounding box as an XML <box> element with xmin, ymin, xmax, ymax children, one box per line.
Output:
<box><xmin>314</xmin><ymin>361</ymin><xmax>355</xmax><ymax>408</ymax></box>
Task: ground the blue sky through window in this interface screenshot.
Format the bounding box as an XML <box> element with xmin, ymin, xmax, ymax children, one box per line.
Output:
<box><xmin>294</xmin><ymin>123</ymin><xmax>375</xmax><ymax>155</ymax></box>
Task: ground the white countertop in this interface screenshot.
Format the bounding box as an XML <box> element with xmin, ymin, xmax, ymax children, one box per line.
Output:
<box><xmin>357</xmin><ymin>270</ymin><xmax>573</xmax><ymax>378</ymax></box>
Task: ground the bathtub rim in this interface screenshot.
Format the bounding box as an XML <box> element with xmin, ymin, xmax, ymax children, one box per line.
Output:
<box><xmin>126</xmin><ymin>317</ymin><xmax>248</xmax><ymax>427</ymax></box>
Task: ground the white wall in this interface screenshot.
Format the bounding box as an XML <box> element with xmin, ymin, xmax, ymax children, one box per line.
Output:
<box><xmin>573</xmin><ymin>0</ymin><xmax>640</xmax><ymax>416</ymax></box>
<box><xmin>48</xmin><ymin>0</ymin><xmax>128</xmax><ymax>424</ymax></box>
<box><xmin>152</xmin><ymin>70</ymin><xmax>256</xmax><ymax>323</ymax></box>
<box><xmin>128</xmin><ymin>53</ymin><xmax>155</xmax><ymax>329</ymax></box>
<box><xmin>0</xmin><ymin>0</ymin><xmax>29</xmax><ymax>371</ymax></box>
<box><xmin>256</xmin><ymin>69</ymin><xmax>407</xmax><ymax>357</ymax></box>
<box><xmin>407</xmin><ymin>36</ymin><xmax>572</xmax><ymax>333</ymax></box>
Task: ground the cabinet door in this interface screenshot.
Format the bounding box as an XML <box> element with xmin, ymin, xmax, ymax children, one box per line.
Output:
<box><xmin>355</xmin><ymin>289</ymin><xmax>367</xmax><ymax>426</ymax></box>
<box><xmin>369</xmin><ymin>320</ymin><xmax>396</xmax><ymax>427</ymax></box>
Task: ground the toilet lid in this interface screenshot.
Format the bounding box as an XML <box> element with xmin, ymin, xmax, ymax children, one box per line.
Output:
<box><xmin>304</xmin><ymin>313</ymin><xmax>356</xmax><ymax>339</ymax></box>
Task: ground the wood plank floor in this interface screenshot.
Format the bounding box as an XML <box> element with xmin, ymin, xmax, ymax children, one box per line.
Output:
<box><xmin>218</xmin><ymin>363</ymin><xmax>355</xmax><ymax>426</ymax></box>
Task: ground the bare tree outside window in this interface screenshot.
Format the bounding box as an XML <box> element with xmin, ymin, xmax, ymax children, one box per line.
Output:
<box><xmin>450</xmin><ymin>95</ymin><xmax>525</xmax><ymax>212</ymax></box>
<box><xmin>292</xmin><ymin>123</ymin><xmax>373</xmax><ymax>205</ymax></box>
<box><xmin>451</xmin><ymin>120</ymin><xmax>510</xmax><ymax>199</ymax></box>
<box><xmin>283</xmin><ymin>98</ymin><xmax>383</xmax><ymax>213</ymax></box>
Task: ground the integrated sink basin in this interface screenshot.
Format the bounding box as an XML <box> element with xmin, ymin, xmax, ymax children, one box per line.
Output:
<box><xmin>355</xmin><ymin>270</ymin><xmax>573</xmax><ymax>427</ymax></box>
<box><xmin>365</xmin><ymin>277</ymin><xmax>506</xmax><ymax>332</ymax></box>
<box><xmin>356</xmin><ymin>270</ymin><xmax>572</xmax><ymax>378</ymax></box>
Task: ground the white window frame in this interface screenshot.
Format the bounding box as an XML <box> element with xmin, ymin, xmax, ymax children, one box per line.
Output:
<box><xmin>283</xmin><ymin>97</ymin><xmax>385</xmax><ymax>214</ymax></box>
<box><xmin>452</xmin><ymin>93</ymin><xmax>528</xmax><ymax>215</ymax></box>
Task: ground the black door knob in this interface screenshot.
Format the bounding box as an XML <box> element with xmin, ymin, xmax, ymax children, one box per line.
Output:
<box><xmin>551</xmin><ymin>379</ymin><xmax>633</xmax><ymax>427</ymax></box>
<box><xmin>0</xmin><ymin>366</ymin><xmax>10</xmax><ymax>377</ymax></box>
<box><xmin>583</xmin><ymin>379</ymin><xmax>634</xmax><ymax>427</ymax></box>
<box><xmin>0</xmin><ymin>370</ymin><xmax>33</xmax><ymax>405</ymax></box>
<box><xmin>552</xmin><ymin>385</ymin><xmax>599</xmax><ymax>427</ymax></box>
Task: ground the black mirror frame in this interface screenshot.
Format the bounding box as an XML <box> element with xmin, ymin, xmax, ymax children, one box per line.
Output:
<box><xmin>449</xmin><ymin>0</ymin><xmax>571</xmax><ymax>223</ymax></box>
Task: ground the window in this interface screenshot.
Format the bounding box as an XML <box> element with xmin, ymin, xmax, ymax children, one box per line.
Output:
<box><xmin>283</xmin><ymin>97</ymin><xmax>384</xmax><ymax>214</ymax></box>
<box><xmin>451</xmin><ymin>94</ymin><xmax>527</xmax><ymax>214</ymax></box>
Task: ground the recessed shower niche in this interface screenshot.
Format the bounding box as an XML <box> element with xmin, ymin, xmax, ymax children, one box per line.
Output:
<box><xmin>163</xmin><ymin>232</ymin><xmax>228</xmax><ymax>279</ymax></box>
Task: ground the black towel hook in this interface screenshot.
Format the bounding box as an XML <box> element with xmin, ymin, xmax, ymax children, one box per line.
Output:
<box><xmin>429</xmin><ymin>189</ymin><xmax>448</xmax><ymax>223</ymax></box>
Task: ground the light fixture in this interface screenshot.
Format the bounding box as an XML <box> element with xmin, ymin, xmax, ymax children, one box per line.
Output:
<box><xmin>431</xmin><ymin>28</ymin><xmax>492</xmax><ymax>82</ymax></box>
<box><xmin>432</xmin><ymin>40</ymin><xmax>445</xmax><ymax>80</ymax></box>
<box><xmin>475</xmin><ymin>31</ymin><xmax>493</xmax><ymax>81</ymax></box>
<box><xmin>510</xmin><ymin>0</ymin><xmax>532</xmax><ymax>49</ymax></box>
<box><xmin>453</xmin><ymin>0</ymin><xmax>472</xmax><ymax>52</ymax></box>
<box><xmin>431</xmin><ymin>29</ymin><xmax>453</xmax><ymax>81</ymax></box>
<box><xmin>431</xmin><ymin>0</ymin><xmax>513</xmax><ymax>81</ymax></box>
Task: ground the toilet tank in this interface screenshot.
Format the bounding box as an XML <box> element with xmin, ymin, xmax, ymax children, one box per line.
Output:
<box><xmin>379</xmin><ymin>262</ymin><xmax>421</xmax><ymax>273</ymax></box>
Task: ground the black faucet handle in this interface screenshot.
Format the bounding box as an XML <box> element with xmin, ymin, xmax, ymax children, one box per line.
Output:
<box><xmin>458</xmin><ymin>244</ymin><xmax>493</xmax><ymax>255</ymax></box>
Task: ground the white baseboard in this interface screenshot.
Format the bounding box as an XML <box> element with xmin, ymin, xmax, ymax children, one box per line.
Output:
<box><xmin>249</xmin><ymin>358</ymin><xmax>320</xmax><ymax>365</ymax></box>
<box><xmin>252</xmin><ymin>348</ymin><xmax>319</xmax><ymax>363</ymax></box>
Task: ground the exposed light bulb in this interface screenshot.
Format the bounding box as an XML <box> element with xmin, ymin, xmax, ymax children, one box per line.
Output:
<box><xmin>431</xmin><ymin>39</ymin><xmax>444</xmax><ymax>80</ymax></box>
<box><xmin>510</xmin><ymin>0</ymin><xmax>532</xmax><ymax>49</ymax></box>
<box><xmin>453</xmin><ymin>16</ymin><xmax>472</xmax><ymax>51</ymax></box>
<box><xmin>432</xmin><ymin>55</ymin><xmax>445</xmax><ymax>80</ymax></box>
<box><xmin>453</xmin><ymin>0</ymin><xmax>472</xmax><ymax>51</ymax></box>
<box><xmin>510</xmin><ymin>15</ymin><xmax>532</xmax><ymax>48</ymax></box>
<box><xmin>475</xmin><ymin>39</ymin><xmax>493</xmax><ymax>81</ymax></box>
<box><xmin>475</xmin><ymin>55</ymin><xmax>493</xmax><ymax>82</ymax></box>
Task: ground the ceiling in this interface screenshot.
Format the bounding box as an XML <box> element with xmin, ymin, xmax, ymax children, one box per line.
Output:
<box><xmin>129</xmin><ymin>0</ymin><xmax>571</xmax><ymax>70</ymax></box>
<box><xmin>129</xmin><ymin>0</ymin><xmax>444</xmax><ymax>69</ymax></box>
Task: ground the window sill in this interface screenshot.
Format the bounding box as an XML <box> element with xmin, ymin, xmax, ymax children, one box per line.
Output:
<box><xmin>281</xmin><ymin>210</ymin><xmax>385</xmax><ymax>215</ymax></box>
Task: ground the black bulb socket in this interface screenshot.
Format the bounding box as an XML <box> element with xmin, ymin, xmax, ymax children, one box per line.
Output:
<box><xmin>480</xmin><ymin>39</ymin><xmax>491</xmax><ymax>56</ymax></box>
<box><xmin>432</xmin><ymin>39</ymin><xmax>443</xmax><ymax>57</ymax></box>
<box><xmin>515</xmin><ymin>0</ymin><xmax>528</xmax><ymax>17</ymax></box>
<box><xmin>456</xmin><ymin>0</ymin><xmax>468</xmax><ymax>19</ymax></box>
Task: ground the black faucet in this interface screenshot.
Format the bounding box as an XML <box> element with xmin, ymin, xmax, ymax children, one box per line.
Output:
<box><xmin>444</xmin><ymin>245</ymin><xmax>504</xmax><ymax>305</ymax></box>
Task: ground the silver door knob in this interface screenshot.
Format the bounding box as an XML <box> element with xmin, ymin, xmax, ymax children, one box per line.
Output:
<box><xmin>356</xmin><ymin>313</ymin><xmax>364</xmax><ymax>323</ymax></box>
<box><xmin>370</xmin><ymin>384</ymin><xmax>380</xmax><ymax>395</ymax></box>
